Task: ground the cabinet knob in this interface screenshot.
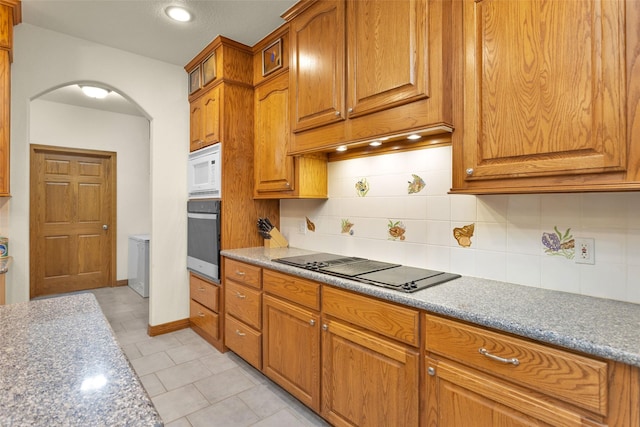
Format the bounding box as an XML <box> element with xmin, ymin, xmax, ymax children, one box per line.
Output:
<box><xmin>335</xmin><ymin>111</ymin><xmax>341</xmax><ymax>116</ymax></box>
<box><xmin>235</xmin><ymin>292</ymin><xmax>246</xmax><ymax>299</ymax></box>
<box><xmin>235</xmin><ymin>330</ymin><xmax>246</xmax><ymax>337</ymax></box>
<box><xmin>285</xmin><ymin>182</ymin><xmax>290</xmax><ymax>187</ymax></box>
<box><xmin>322</xmin><ymin>324</ymin><xmax>328</xmax><ymax>331</ymax></box>
<box><xmin>466</xmin><ymin>168</ymin><xmax>474</xmax><ymax>176</ymax></box>
<box><xmin>309</xmin><ymin>319</ymin><xmax>315</xmax><ymax>326</ymax></box>
<box><xmin>347</xmin><ymin>107</ymin><xmax>353</xmax><ymax>113</ymax></box>
<box><xmin>427</xmin><ymin>367</ymin><xmax>436</xmax><ymax>376</ymax></box>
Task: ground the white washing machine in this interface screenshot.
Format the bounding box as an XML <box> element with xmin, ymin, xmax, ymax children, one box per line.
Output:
<box><xmin>128</xmin><ymin>234</ymin><xmax>150</xmax><ymax>298</ymax></box>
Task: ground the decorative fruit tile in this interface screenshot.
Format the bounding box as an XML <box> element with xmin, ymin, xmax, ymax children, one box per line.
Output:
<box><xmin>355</xmin><ymin>178</ymin><xmax>369</xmax><ymax>197</ymax></box>
<box><xmin>387</xmin><ymin>220</ymin><xmax>406</xmax><ymax>241</ymax></box>
<box><xmin>305</xmin><ymin>216</ymin><xmax>315</xmax><ymax>232</ymax></box>
<box><xmin>341</xmin><ymin>219</ymin><xmax>354</xmax><ymax>235</ymax></box>
<box><xmin>407</xmin><ymin>174</ymin><xmax>425</xmax><ymax>194</ymax></box>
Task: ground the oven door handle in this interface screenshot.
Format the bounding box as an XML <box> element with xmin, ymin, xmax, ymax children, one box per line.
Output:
<box><xmin>187</xmin><ymin>213</ymin><xmax>218</xmax><ymax>220</ymax></box>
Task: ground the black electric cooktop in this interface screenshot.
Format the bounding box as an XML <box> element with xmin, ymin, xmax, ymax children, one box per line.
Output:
<box><xmin>273</xmin><ymin>252</ymin><xmax>461</xmax><ymax>293</ymax></box>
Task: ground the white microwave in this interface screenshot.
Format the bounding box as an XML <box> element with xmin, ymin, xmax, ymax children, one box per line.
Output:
<box><xmin>188</xmin><ymin>144</ymin><xmax>221</xmax><ymax>199</ymax></box>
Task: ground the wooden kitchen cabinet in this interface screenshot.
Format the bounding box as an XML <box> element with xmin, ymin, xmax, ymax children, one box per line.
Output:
<box><xmin>223</xmin><ymin>258</ymin><xmax>263</xmax><ymax>369</ymax></box>
<box><xmin>451</xmin><ymin>0</ymin><xmax>640</xmax><ymax>194</ymax></box>
<box><xmin>0</xmin><ymin>1</ymin><xmax>20</xmax><ymax>197</ymax></box>
<box><xmin>189</xmin><ymin>272</ymin><xmax>223</xmax><ymax>352</ymax></box>
<box><xmin>189</xmin><ymin>85</ymin><xmax>221</xmax><ymax>152</ymax></box>
<box><xmin>285</xmin><ymin>0</ymin><xmax>452</xmax><ymax>154</ymax></box>
<box><xmin>262</xmin><ymin>269</ymin><xmax>321</xmax><ymax>411</ymax></box>
<box><xmin>185</xmin><ymin>36</ymin><xmax>279</xmax><ymax>250</ymax></box>
<box><xmin>253</xmin><ymin>30</ymin><xmax>327</xmax><ymax>199</ymax></box>
<box><xmin>423</xmin><ymin>314</ymin><xmax>619</xmax><ymax>426</ymax></box>
<box><xmin>321</xmin><ymin>286</ymin><xmax>420</xmax><ymax>427</ymax></box>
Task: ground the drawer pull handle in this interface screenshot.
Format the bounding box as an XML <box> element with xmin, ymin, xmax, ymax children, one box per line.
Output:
<box><xmin>479</xmin><ymin>348</ymin><xmax>520</xmax><ymax>366</ymax></box>
<box><xmin>198</xmin><ymin>287</ymin><xmax>205</xmax><ymax>292</ymax></box>
<box><xmin>235</xmin><ymin>292</ymin><xmax>246</xmax><ymax>299</ymax></box>
<box><xmin>235</xmin><ymin>330</ymin><xmax>246</xmax><ymax>337</ymax></box>
<box><xmin>198</xmin><ymin>312</ymin><xmax>205</xmax><ymax>318</ymax></box>
<box><xmin>235</xmin><ymin>270</ymin><xmax>246</xmax><ymax>276</ymax></box>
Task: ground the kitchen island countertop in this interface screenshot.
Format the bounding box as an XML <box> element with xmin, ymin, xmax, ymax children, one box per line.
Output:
<box><xmin>0</xmin><ymin>293</ymin><xmax>162</xmax><ymax>427</ymax></box>
<box><xmin>222</xmin><ymin>246</ymin><xmax>640</xmax><ymax>368</ymax></box>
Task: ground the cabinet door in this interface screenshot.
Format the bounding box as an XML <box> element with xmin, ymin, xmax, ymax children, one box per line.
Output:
<box><xmin>346</xmin><ymin>0</ymin><xmax>428</xmax><ymax>118</ymax></box>
<box><xmin>262</xmin><ymin>294</ymin><xmax>320</xmax><ymax>411</ymax></box>
<box><xmin>189</xmin><ymin>96</ymin><xmax>204</xmax><ymax>152</ymax></box>
<box><xmin>425</xmin><ymin>358</ymin><xmax>594</xmax><ymax>427</ymax></box>
<box><xmin>254</xmin><ymin>73</ymin><xmax>295</xmax><ymax>194</ymax></box>
<box><xmin>461</xmin><ymin>0</ymin><xmax>626</xmax><ymax>182</ymax></box>
<box><xmin>0</xmin><ymin>50</ymin><xmax>8</xmax><ymax>195</ymax></box>
<box><xmin>202</xmin><ymin>85</ymin><xmax>221</xmax><ymax>146</ymax></box>
<box><xmin>290</xmin><ymin>0</ymin><xmax>345</xmax><ymax>132</ymax></box>
<box><xmin>322</xmin><ymin>318</ymin><xmax>419</xmax><ymax>427</ymax></box>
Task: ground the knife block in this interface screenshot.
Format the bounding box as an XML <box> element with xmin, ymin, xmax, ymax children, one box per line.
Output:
<box><xmin>264</xmin><ymin>227</ymin><xmax>289</xmax><ymax>248</ymax></box>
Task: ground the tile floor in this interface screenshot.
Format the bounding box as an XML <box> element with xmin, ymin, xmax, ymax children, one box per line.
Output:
<box><xmin>91</xmin><ymin>286</ymin><xmax>330</xmax><ymax>427</ymax></box>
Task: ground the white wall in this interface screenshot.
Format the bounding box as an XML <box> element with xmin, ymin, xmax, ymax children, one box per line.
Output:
<box><xmin>30</xmin><ymin>99</ymin><xmax>151</xmax><ymax>281</ymax></box>
<box><xmin>281</xmin><ymin>146</ymin><xmax>640</xmax><ymax>304</ymax></box>
<box><xmin>9</xmin><ymin>24</ymin><xmax>189</xmax><ymax>327</ymax></box>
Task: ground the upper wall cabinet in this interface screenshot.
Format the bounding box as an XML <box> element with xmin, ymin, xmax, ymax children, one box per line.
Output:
<box><xmin>284</xmin><ymin>0</ymin><xmax>453</xmax><ymax>154</ymax></box>
<box><xmin>190</xmin><ymin>85</ymin><xmax>221</xmax><ymax>152</ymax></box>
<box><xmin>451</xmin><ymin>0</ymin><xmax>640</xmax><ymax>194</ymax></box>
<box><xmin>0</xmin><ymin>0</ymin><xmax>20</xmax><ymax>197</ymax></box>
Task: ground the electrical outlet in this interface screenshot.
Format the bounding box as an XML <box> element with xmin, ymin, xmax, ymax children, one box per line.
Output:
<box><xmin>575</xmin><ymin>238</ymin><xmax>595</xmax><ymax>265</ymax></box>
<box><xmin>298</xmin><ymin>220</ymin><xmax>307</xmax><ymax>234</ymax></box>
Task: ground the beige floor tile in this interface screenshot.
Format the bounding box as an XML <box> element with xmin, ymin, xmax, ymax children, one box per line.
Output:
<box><xmin>139</xmin><ymin>373</ymin><xmax>167</xmax><ymax>397</ymax></box>
<box><xmin>194</xmin><ymin>367</ymin><xmax>256</xmax><ymax>404</ymax></box>
<box><xmin>156</xmin><ymin>359</ymin><xmax>213</xmax><ymax>391</ymax></box>
<box><xmin>187</xmin><ymin>396</ymin><xmax>259</xmax><ymax>427</ymax></box>
<box><xmin>136</xmin><ymin>334</ymin><xmax>183</xmax><ymax>356</ymax></box>
<box><xmin>165</xmin><ymin>339</ymin><xmax>216</xmax><ymax>364</ymax></box>
<box><xmin>165</xmin><ymin>417</ymin><xmax>192</xmax><ymax>427</ymax></box>
<box><xmin>236</xmin><ymin>384</ymin><xmax>289</xmax><ymax>419</ymax></box>
<box><xmin>130</xmin><ymin>351</ymin><xmax>175</xmax><ymax>376</ymax></box>
<box><xmin>152</xmin><ymin>384</ymin><xmax>210</xmax><ymax>424</ymax></box>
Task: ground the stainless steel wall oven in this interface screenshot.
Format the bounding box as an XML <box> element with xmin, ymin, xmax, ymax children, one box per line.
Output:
<box><xmin>187</xmin><ymin>199</ymin><xmax>221</xmax><ymax>282</ymax></box>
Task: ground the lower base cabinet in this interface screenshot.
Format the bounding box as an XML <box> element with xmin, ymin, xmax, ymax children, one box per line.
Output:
<box><xmin>189</xmin><ymin>272</ymin><xmax>223</xmax><ymax>352</ymax></box>
<box><xmin>321</xmin><ymin>318</ymin><xmax>420</xmax><ymax>427</ymax></box>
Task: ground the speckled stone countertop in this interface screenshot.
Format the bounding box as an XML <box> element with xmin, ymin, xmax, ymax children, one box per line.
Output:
<box><xmin>222</xmin><ymin>246</ymin><xmax>640</xmax><ymax>368</ymax></box>
<box><xmin>0</xmin><ymin>293</ymin><xmax>162</xmax><ymax>427</ymax></box>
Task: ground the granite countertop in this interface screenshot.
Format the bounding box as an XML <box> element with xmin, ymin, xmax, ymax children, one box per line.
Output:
<box><xmin>222</xmin><ymin>246</ymin><xmax>640</xmax><ymax>368</ymax></box>
<box><xmin>0</xmin><ymin>293</ymin><xmax>162</xmax><ymax>427</ymax></box>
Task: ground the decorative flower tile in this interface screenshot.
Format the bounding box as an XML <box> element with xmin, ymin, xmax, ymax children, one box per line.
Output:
<box><xmin>542</xmin><ymin>227</ymin><xmax>575</xmax><ymax>259</ymax></box>
<box><xmin>387</xmin><ymin>220</ymin><xmax>406</xmax><ymax>241</ymax></box>
<box><xmin>355</xmin><ymin>178</ymin><xmax>369</xmax><ymax>197</ymax></box>
<box><xmin>453</xmin><ymin>223</ymin><xmax>474</xmax><ymax>247</ymax></box>
<box><xmin>341</xmin><ymin>219</ymin><xmax>354</xmax><ymax>235</ymax></box>
<box><xmin>407</xmin><ymin>174</ymin><xmax>425</xmax><ymax>194</ymax></box>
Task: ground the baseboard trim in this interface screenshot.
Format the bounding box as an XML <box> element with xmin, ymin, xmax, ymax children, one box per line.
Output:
<box><xmin>115</xmin><ymin>279</ymin><xmax>128</xmax><ymax>287</ymax></box>
<box><xmin>148</xmin><ymin>318</ymin><xmax>191</xmax><ymax>336</ymax></box>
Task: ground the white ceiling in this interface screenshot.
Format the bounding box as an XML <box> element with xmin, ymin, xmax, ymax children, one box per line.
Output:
<box><xmin>23</xmin><ymin>0</ymin><xmax>298</xmax><ymax>116</ymax></box>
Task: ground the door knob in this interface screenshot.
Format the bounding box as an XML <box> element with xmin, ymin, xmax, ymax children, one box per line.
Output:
<box><xmin>102</xmin><ymin>224</ymin><xmax>108</xmax><ymax>230</ymax></box>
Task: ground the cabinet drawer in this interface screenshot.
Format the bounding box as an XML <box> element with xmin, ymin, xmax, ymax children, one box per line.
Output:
<box><xmin>224</xmin><ymin>258</ymin><xmax>262</xmax><ymax>289</ymax></box>
<box><xmin>263</xmin><ymin>269</ymin><xmax>320</xmax><ymax>310</ymax></box>
<box><xmin>189</xmin><ymin>273</ymin><xmax>219</xmax><ymax>312</ymax></box>
<box><xmin>225</xmin><ymin>315</ymin><xmax>262</xmax><ymax>370</ymax></box>
<box><xmin>322</xmin><ymin>286</ymin><xmax>419</xmax><ymax>347</ymax></box>
<box><xmin>190</xmin><ymin>299</ymin><xmax>219</xmax><ymax>340</ymax></box>
<box><xmin>225</xmin><ymin>281</ymin><xmax>262</xmax><ymax>330</ymax></box>
<box><xmin>424</xmin><ymin>314</ymin><xmax>608</xmax><ymax>415</ymax></box>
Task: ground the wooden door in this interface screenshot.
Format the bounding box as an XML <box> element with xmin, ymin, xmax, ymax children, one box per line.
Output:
<box><xmin>30</xmin><ymin>145</ymin><xmax>116</xmax><ymax>298</ymax></box>
<box><xmin>346</xmin><ymin>0</ymin><xmax>428</xmax><ymax>119</ymax></box>
<box><xmin>262</xmin><ymin>294</ymin><xmax>320</xmax><ymax>411</ymax></box>
<box><xmin>0</xmin><ymin>49</ymin><xmax>9</xmax><ymax>196</ymax></box>
<box><xmin>321</xmin><ymin>318</ymin><xmax>419</xmax><ymax>427</ymax></box>
<box><xmin>425</xmin><ymin>358</ymin><xmax>593</xmax><ymax>427</ymax></box>
<box><xmin>290</xmin><ymin>0</ymin><xmax>345</xmax><ymax>132</ymax></box>
<box><xmin>461</xmin><ymin>0</ymin><xmax>626</xmax><ymax>182</ymax></box>
<box><xmin>254</xmin><ymin>72</ymin><xmax>295</xmax><ymax>194</ymax></box>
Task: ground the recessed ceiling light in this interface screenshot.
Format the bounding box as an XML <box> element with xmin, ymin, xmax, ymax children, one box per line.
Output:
<box><xmin>407</xmin><ymin>134</ymin><xmax>421</xmax><ymax>140</ymax></box>
<box><xmin>336</xmin><ymin>145</ymin><xmax>348</xmax><ymax>152</ymax></box>
<box><xmin>165</xmin><ymin>6</ymin><xmax>192</xmax><ymax>22</ymax></box>
<box><xmin>79</xmin><ymin>85</ymin><xmax>110</xmax><ymax>99</ymax></box>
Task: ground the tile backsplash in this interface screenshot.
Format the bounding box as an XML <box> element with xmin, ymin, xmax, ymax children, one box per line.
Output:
<box><xmin>280</xmin><ymin>146</ymin><xmax>640</xmax><ymax>304</ymax></box>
